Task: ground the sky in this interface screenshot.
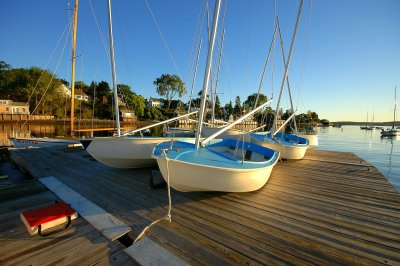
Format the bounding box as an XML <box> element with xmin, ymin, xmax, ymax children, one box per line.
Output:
<box><xmin>1</xmin><ymin>0</ymin><xmax>399</xmax><ymax>122</ymax></box>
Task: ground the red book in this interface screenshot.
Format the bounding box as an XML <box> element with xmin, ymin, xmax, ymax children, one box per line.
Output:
<box><xmin>20</xmin><ymin>202</ymin><xmax>78</xmax><ymax>235</ymax></box>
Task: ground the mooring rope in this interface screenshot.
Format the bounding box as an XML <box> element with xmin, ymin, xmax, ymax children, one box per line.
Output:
<box><xmin>133</xmin><ymin>149</ymin><xmax>172</xmax><ymax>244</ymax></box>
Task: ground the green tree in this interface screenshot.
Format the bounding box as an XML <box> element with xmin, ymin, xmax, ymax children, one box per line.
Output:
<box><xmin>224</xmin><ymin>101</ymin><xmax>233</xmax><ymax>117</ymax></box>
<box><xmin>244</xmin><ymin>93</ymin><xmax>268</xmax><ymax>109</ymax></box>
<box><xmin>153</xmin><ymin>74</ymin><xmax>186</xmax><ymax>109</ymax></box>
<box><xmin>0</xmin><ymin>61</ymin><xmax>11</xmax><ymax>71</ymax></box>
<box><xmin>233</xmin><ymin>96</ymin><xmax>241</xmax><ymax>115</ymax></box>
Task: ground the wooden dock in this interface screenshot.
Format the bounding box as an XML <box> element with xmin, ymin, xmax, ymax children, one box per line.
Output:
<box><xmin>0</xmin><ymin>179</ymin><xmax>134</xmax><ymax>265</ymax></box>
<box><xmin>3</xmin><ymin>147</ymin><xmax>400</xmax><ymax>265</ymax></box>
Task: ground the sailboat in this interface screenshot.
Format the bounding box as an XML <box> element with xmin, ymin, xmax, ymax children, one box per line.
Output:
<box><xmin>152</xmin><ymin>0</ymin><xmax>279</xmax><ymax>193</ymax></box>
<box><xmin>381</xmin><ymin>87</ymin><xmax>400</xmax><ymax>137</ymax></box>
<box><xmin>249</xmin><ymin>2</ymin><xmax>309</xmax><ymax>159</ymax></box>
<box><xmin>10</xmin><ymin>0</ymin><xmax>81</xmax><ymax>149</ymax></box>
<box><xmin>80</xmin><ymin>0</ymin><xmax>195</xmax><ymax>168</ymax></box>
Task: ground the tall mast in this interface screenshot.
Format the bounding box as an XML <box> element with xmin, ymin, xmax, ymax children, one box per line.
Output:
<box><xmin>107</xmin><ymin>0</ymin><xmax>121</xmax><ymax>137</ymax></box>
<box><xmin>393</xmin><ymin>87</ymin><xmax>397</xmax><ymax>129</ymax></box>
<box><xmin>195</xmin><ymin>0</ymin><xmax>222</xmax><ymax>149</ymax></box>
<box><xmin>271</xmin><ymin>0</ymin><xmax>304</xmax><ymax>133</ymax></box>
<box><xmin>70</xmin><ymin>0</ymin><xmax>79</xmax><ymax>136</ymax></box>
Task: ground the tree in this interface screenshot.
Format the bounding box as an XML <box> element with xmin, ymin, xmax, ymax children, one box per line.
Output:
<box><xmin>153</xmin><ymin>74</ymin><xmax>186</xmax><ymax>109</ymax></box>
<box><xmin>224</xmin><ymin>101</ymin><xmax>233</xmax><ymax>117</ymax></box>
<box><xmin>244</xmin><ymin>93</ymin><xmax>268</xmax><ymax>109</ymax></box>
<box><xmin>233</xmin><ymin>96</ymin><xmax>241</xmax><ymax>115</ymax></box>
<box><xmin>0</xmin><ymin>61</ymin><xmax>11</xmax><ymax>71</ymax></box>
<box><xmin>214</xmin><ymin>95</ymin><xmax>223</xmax><ymax>118</ymax></box>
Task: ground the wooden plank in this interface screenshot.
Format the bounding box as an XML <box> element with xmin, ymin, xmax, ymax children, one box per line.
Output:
<box><xmin>125</xmin><ymin>236</ymin><xmax>187</xmax><ymax>266</ymax></box>
<box><xmin>39</xmin><ymin>176</ymin><xmax>131</xmax><ymax>241</ymax></box>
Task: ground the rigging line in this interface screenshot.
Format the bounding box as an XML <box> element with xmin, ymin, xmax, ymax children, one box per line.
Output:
<box><xmin>88</xmin><ymin>0</ymin><xmax>111</xmax><ymax>60</ymax></box>
<box><xmin>243</xmin><ymin>0</ymin><xmax>252</xmax><ymax>105</ymax></box>
<box><xmin>185</xmin><ymin>0</ymin><xmax>206</xmax><ymax>84</ymax></box>
<box><xmin>271</xmin><ymin>0</ymin><xmax>277</xmax><ymax>100</ymax></box>
<box><xmin>17</xmin><ymin>16</ymin><xmax>73</xmax><ymax>133</ymax></box>
<box><xmin>25</xmin><ymin>13</ymin><xmax>74</xmax><ymax>113</ymax></box>
<box><xmin>78</xmin><ymin>54</ymin><xmax>84</xmax><ymax>135</ymax></box>
<box><xmin>295</xmin><ymin>0</ymin><xmax>313</xmax><ymax>111</ymax></box>
<box><xmin>144</xmin><ymin>0</ymin><xmax>181</xmax><ymax>76</ymax></box>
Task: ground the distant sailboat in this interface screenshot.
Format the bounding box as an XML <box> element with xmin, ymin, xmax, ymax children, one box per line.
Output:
<box><xmin>381</xmin><ymin>87</ymin><xmax>400</xmax><ymax>137</ymax></box>
<box><xmin>152</xmin><ymin>0</ymin><xmax>279</xmax><ymax>192</ymax></box>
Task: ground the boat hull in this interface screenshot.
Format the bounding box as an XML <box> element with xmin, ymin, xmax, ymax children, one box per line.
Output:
<box><xmin>153</xmin><ymin>139</ymin><xmax>279</xmax><ymax>192</ymax></box>
<box><xmin>81</xmin><ymin>137</ymin><xmax>193</xmax><ymax>168</ymax></box>
<box><xmin>380</xmin><ymin>129</ymin><xmax>400</xmax><ymax>137</ymax></box>
<box><xmin>298</xmin><ymin>134</ymin><xmax>318</xmax><ymax>148</ymax></box>
<box><xmin>249</xmin><ymin>132</ymin><xmax>309</xmax><ymax>160</ymax></box>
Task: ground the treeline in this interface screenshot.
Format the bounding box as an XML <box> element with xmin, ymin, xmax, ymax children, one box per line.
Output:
<box><xmin>0</xmin><ymin>60</ymin><xmax>325</xmax><ymax>125</ymax></box>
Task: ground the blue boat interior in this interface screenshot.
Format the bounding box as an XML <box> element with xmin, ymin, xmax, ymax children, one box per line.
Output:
<box><xmin>250</xmin><ymin>132</ymin><xmax>309</xmax><ymax>146</ymax></box>
<box><xmin>153</xmin><ymin>139</ymin><xmax>279</xmax><ymax>169</ymax></box>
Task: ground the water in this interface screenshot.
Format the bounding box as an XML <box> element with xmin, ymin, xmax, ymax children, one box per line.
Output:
<box><xmin>315</xmin><ymin>125</ymin><xmax>400</xmax><ymax>191</ymax></box>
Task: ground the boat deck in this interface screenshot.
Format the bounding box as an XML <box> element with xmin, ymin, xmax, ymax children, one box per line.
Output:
<box><xmin>3</xmin><ymin>147</ymin><xmax>400</xmax><ymax>265</ymax></box>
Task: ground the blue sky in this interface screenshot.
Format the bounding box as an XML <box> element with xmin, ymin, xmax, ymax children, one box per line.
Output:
<box><xmin>1</xmin><ymin>0</ymin><xmax>399</xmax><ymax>122</ymax></box>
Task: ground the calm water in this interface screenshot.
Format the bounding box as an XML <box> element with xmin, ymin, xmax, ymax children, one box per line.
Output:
<box><xmin>315</xmin><ymin>125</ymin><xmax>400</xmax><ymax>191</ymax></box>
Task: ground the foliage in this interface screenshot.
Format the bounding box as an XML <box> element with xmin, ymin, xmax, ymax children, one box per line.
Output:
<box><xmin>233</xmin><ymin>96</ymin><xmax>241</xmax><ymax>115</ymax></box>
<box><xmin>153</xmin><ymin>74</ymin><xmax>186</xmax><ymax>109</ymax></box>
<box><xmin>144</xmin><ymin>106</ymin><xmax>165</xmax><ymax>121</ymax></box>
<box><xmin>244</xmin><ymin>93</ymin><xmax>268</xmax><ymax>109</ymax></box>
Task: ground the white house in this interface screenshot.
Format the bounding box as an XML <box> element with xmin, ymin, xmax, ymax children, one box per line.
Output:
<box><xmin>146</xmin><ymin>98</ymin><xmax>164</xmax><ymax>108</ymax></box>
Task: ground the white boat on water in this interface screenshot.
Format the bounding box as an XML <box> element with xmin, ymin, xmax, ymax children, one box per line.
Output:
<box><xmin>381</xmin><ymin>87</ymin><xmax>400</xmax><ymax>137</ymax></box>
<box><xmin>152</xmin><ymin>0</ymin><xmax>282</xmax><ymax>193</ymax></box>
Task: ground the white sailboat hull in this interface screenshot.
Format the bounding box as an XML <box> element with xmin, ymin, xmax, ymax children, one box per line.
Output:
<box><xmin>156</xmin><ymin>157</ymin><xmax>274</xmax><ymax>192</ymax></box>
<box><xmin>81</xmin><ymin>137</ymin><xmax>193</xmax><ymax>168</ymax></box>
<box><xmin>249</xmin><ymin>133</ymin><xmax>309</xmax><ymax>160</ymax></box>
<box><xmin>153</xmin><ymin>139</ymin><xmax>279</xmax><ymax>192</ymax></box>
<box><xmin>298</xmin><ymin>134</ymin><xmax>318</xmax><ymax>148</ymax></box>
<box><xmin>251</xmin><ymin>139</ymin><xmax>307</xmax><ymax>159</ymax></box>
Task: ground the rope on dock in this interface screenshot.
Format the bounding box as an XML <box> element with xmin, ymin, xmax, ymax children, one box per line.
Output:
<box><xmin>134</xmin><ymin>149</ymin><xmax>172</xmax><ymax>243</ymax></box>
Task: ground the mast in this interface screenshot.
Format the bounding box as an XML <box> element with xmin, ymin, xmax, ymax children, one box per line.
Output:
<box><xmin>393</xmin><ymin>87</ymin><xmax>397</xmax><ymax>129</ymax></box>
<box><xmin>271</xmin><ymin>0</ymin><xmax>304</xmax><ymax>133</ymax></box>
<box><xmin>212</xmin><ymin>28</ymin><xmax>225</xmax><ymax>126</ymax></box>
<box><xmin>187</xmin><ymin>38</ymin><xmax>203</xmax><ymax>115</ymax></box>
<box><xmin>107</xmin><ymin>0</ymin><xmax>121</xmax><ymax>137</ymax></box>
<box><xmin>277</xmin><ymin>18</ymin><xmax>297</xmax><ymax>133</ymax></box>
<box><xmin>70</xmin><ymin>0</ymin><xmax>79</xmax><ymax>136</ymax></box>
<box><xmin>195</xmin><ymin>0</ymin><xmax>222</xmax><ymax>149</ymax></box>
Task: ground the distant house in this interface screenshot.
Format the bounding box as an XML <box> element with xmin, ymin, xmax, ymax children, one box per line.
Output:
<box><xmin>58</xmin><ymin>84</ymin><xmax>71</xmax><ymax>98</ymax></box>
<box><xmin>74</xmin><ymin>89</ymin><xmax>89</xmax><ymax>102</ymax></box>
<box><xmin>58</xmin><ymin>85</ymin><xmax>89</xmax><ymax>102</ymax></box>
<box><xmin>146</xmin><ymin>98</ymin><xmax>165</xmax><ymax>108</ymax></box>
<box><xmin>0</xmin><ymin>100</ymin><xmax>29</xmax><ymax>115</ymax></box>
<box><xmin>120</xmin><ymin>109</ymin><xmax>135</xmax><ymax>121</ymax></box>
